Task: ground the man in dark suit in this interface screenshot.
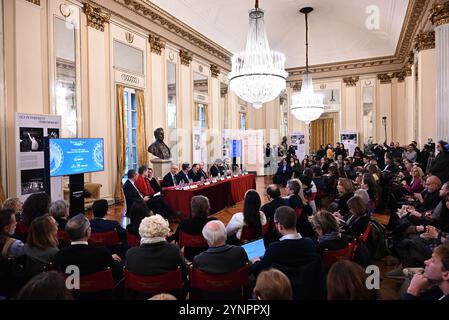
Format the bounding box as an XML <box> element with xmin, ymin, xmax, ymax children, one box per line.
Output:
<box><xmin>251</xmin><ymin>206</ymin><xmax>325</xmax><ymax>300</ymax></box>
<box><xmin>123</xmin><ymin>169</ymin><xmax>150</xmax><ymax>217</ymax></box>
<box><xmin>198</xmin><ymin>161</ymin><xmax>208</xmax><ymax>180</ymax></box>
<box><xmin>90</xmin><ymin>199</ymin><xmax>126</xmax><ymax>241</ymax></box>
<box><xmin>173</xmin><ymin>195</ymin><xmax>217</xmax><ymax>261</ymax></box>
<box><xmin>209</xmin><ymin>159</ymin><xmax>224</xmax><ymax>178</ymax></box>
<box><xmin>188</xmin><ymin>164</ymin><xmax>201</xmax><ymax>182</ymax></box>
<box><xmin>176</xmin><ymin>163</ymin><xmax>191</xmax><ymax>184</ymax></box>
<box><xmin>192</xmin><ymin>220</ymin><xmax>248</xmax><ymax>299</ymax></box>
<box><xmin>401</xmin><ymin>244</ymin><xmax>449</xmax><ymax>300</ymax></box>
<box><xmin>261</xmin><ymin>185</ymin><xmax>288</xmax><ymax>223</ymax></box>
<box><xmin>54</xmin><ymin>214</ymin><xmax>123</xmax><ymax>282</ymax></box>
<box><xmin>193</xmin><ymin>220</ymin><xmax>248</xmax><ymax>274</ymax></box>
<box><xmin>383</xmin><ymin>155</ymin><xmax>398</xmax><ymax>173</ymax></box>
<box><xmin>162</xmin><ymin>164</ymin><xmax>179</xmax><ymax>188</ymax></box>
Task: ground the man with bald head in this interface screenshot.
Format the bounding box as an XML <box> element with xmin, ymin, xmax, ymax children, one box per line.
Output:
<box><xmin>192</xmin><ymin>220</ymin><xmax>248</xmax><ymax>275</ymax></box>
<box><xmin>413</xmin><ymin>175</ymin><xmax>442</xmax><ymax>213</ymax></box>
<box><xmin>260</xmin><ymin>184</ymin><xmax>288</xmax><ymax>244</ymax></box>
<box><xmin>162</xmin><ymin>164</ymin><xmax>179</xmax><ymax>188</ymax></box>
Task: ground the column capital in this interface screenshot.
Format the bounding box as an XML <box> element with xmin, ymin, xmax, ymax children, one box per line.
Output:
<box><xmin>414</xmin><ymin>30</ymin><xmax>435</xmax><ymax>52</ymax></box>
<box><xmin>210</xmin><ymin>64</ymin><xmax>220</xmax><ymax>78</ymax></box>
<box><xmin>343</xmin><ymin>76</ymin><xmax>359</xmax><ymax>87</ymax></box>
<box><xmin>377</xmin><ymin>73</ymin><xmax>394</xmax><ymax>84</ymax></box>
<box><xmin>149</xmin><ymin>34</ymin><xmax>166</xmax><ymax>55</ymax></box>
<box><xmin>179</xmin><ymin>49</ymin><xmax>193</xmax><ymax>66</ymax></box>
<box><xmin>25</xmin><ymin>0</ymin><xmax>40</xmax><ymax>5</ymax></box>
<box><xmin>84</xmin><ymin>3</ymin><xmax>110</xmax><ymax>32</ymax></box>
<box><xmin>430</xmin><ymin>1</ymin><xmax>449</xmax><ymax>27</ymax></box>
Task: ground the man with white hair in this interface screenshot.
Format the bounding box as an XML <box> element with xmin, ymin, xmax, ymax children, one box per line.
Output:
<box><xmin>162</xmin><ymin>164</ymin><xmax>179</xmax><ymax>188</ymax></box>
<box><xmin>192</xmin><ymin>220</ymin><xmax>248</xmax><ymax>275</ymax></box>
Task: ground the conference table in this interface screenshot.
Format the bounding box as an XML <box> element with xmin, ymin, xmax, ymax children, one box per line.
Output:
<box><xmin>163</xmin><ymin>174</ymin><xmax>256</xmax><ymax>218</ymax></box>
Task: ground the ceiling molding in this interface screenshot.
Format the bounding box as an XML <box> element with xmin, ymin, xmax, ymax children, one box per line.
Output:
<box><xmin>115</xmin><ymin>0</ymin><xmax>231</xmax><ymax>65</ymax></box>
<box><xmin>377</xmin><ymin>73</ymin><xmax>394</xmax><ymax>84</ymax></box>
<box><xmin>287</xmin><ymin>0</ymin><xmax>431</xmax><ymax>78</ymax></box>
<box><xmin>210</xmin><ymin>64</ymin><xmax>220</xmax><ymax>78</ymax></box>
<box><xmin>343</xmin><ymin>76</ymin><xmax>359</xmax><ymax>87</ymax></box>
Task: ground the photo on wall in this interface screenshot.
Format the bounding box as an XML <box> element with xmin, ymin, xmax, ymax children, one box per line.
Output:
<box><xmin>48</xmin><ymin>128</ymin><xmax>60</xmax><ymax>139</ymax></box>
<box><xmin>21</xmin><ymin>169</ymin><xmax>45</xmax><ymax>195</ymax></box>
<box><xmin>19</xmin><ymin>127</ymin><xmax>44</xmax><ymax>152</ymax></box>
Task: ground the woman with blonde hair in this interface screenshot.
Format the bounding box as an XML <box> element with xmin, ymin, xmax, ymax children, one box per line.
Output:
<box><xmin>341</xmin><ymin>196</ymin><xmax>370</xmax><ymax>240</ymax></box>
<box><xmin>334</xmin><ymin>178</ymin><xmax>355</xmax><ymax>217</ymax></box>
<box><xmin>402</xmin><ymin>165</ymin><xmax>424</xmax><ymax>195</ymax></box>
<box><xmin>310</xmin><ymin>210</ymin><xmax>348</xmax><ymax>255</ymax></box>
<box><xmin>125</xmin><ymin>214</ymin><xmax>188</xmax><ymax>282</ymax></box>
<box><xmin>253</xmin><ymin>268</ymin><xmax>293</xmax><ymax>300</ymax></box>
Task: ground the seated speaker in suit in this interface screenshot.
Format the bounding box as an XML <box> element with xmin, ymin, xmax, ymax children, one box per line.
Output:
<box><xmin>90</xmin><ymin>199</ymin><xmax>126</xmax><ymax>242</ymax></box>
<box><xmin>162</xmin><ymin>165</ymin><xmax>179</xmax><ymax>188</ymax></box>
<box><xmin>176</xmin><ymin>163</ymin><xmax>191</xmax><ymax>184</ymax></box>
<box><xmin>209</xmin><ymin>159</ymin><xmax>225</xmax><ymax>178</ymax></box>
<box><xmin>54</xmin><ymin>214</ymin><xmax>123</xmax><ymax>282</ymax></box>
<box><xmin>123</xmin><ymin>169</ymin><xmax>150</xmax><ymax>217</ymax></box>
<box><xmin>125</xmin><ymin>214</ymin><xmax>188</xmax><ymax>281</ymax></box>
<box><xmin>147</xmin><ymin>167</ymin><xmax>161</xmax><ymax>193</ymax></box>
<box><xmin>251</xmin><ymin>206</ymin><xmax>325</xmax><ymax>300</ymax></box>
<box><xmin>173</xmin><ymin>195</ymin><xmax>217</xmax><ymax>261</ymax></box>
<box><xmin>188</xmin><ymin>164</ymin><xmax>202</xmax><ymax>182</ymax></box>
<box><xmin>198</xmin><ymin>161</ymin><xmax>208</xmax><ymax>180</ymax></box>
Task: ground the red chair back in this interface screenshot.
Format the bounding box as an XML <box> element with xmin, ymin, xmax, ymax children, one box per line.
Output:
<box><xmin>78</xmin><ymin>269</ymin><xmax>115</xmax><ymax>293</ymax></box>
<box><xmin>123</xmin><ymin>268</ymin><xmax>182</xmax><ymax>294</ymax></box>
<box><xmin>16</xmin><ymin>220</ymin><xmax>29</xmax><ymax>235</ymax></box>
<box><xmin>126</xmin><ymin>231</ymin><xmax>141</xmax><ymax>247</ymax></box>
<box><xmin>358</xmin><ymin>223</ymin><xmax>372</xmax><ymax>244</ymax></box>
<box><xmin>323</xmin><ymin>241</ymin><xmax>356</xmax><ymax>269</ymax></box>
<box><xmin>179</xmin><ymin>231</ymin><xmax>207</xmax><ymax>248</ymax></box>
<box><xmin>240</xmin><ymin>223</ymin><xmax>269</xmax><ymax>243</ymax></box>
<box><xmin>57</xmin><ymin>230</ymin><xmax>70</xmax><ymax>247</ymax></box>
<box><xmin>295</xmin><ymin>208</ymin><xmax>303</xmax><ymax>218</ymax></box>
<box><xmin>190</xmin><ymin>265</ymin><xmax>249</xmax><ymax>295</ymax></box>
<box><xmin>89</xmin><ymin>230</ymin><xmax>120</xmax><ymax>247</ymax></box>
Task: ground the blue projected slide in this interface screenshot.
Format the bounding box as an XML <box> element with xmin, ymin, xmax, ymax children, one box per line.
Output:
<box><xmin>241</xmin><ymin>238</ymin><xmax>265</xmax><ymax>260</ymax></box>
<box><xmin>228</xmin><ymin>140</ymin><xmax>242</xmax><ymax>157</ymax></box>
<box><xmin>50</xmin><ymin>138</ymin><xmax>104</xmax><ymax>177</ymax></box>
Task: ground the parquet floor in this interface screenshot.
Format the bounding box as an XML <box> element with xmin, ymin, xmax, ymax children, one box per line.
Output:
<box><xmin>85</xmin><ymin>175</ymin><xmax>402</xmax><ymax>300</ymax></box>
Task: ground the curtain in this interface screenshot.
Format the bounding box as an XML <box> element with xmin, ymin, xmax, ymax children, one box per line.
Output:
<box><xmin>194</xmin><ymin>102</ymin><xmax>199</xmax><ymax>123</ymax></box>
<box><xmin>115</xmin><ymin>85</ymin><xmax>126</xmax><ymax>202</ymax></box>
<box><xmin>311</xmin><ymin>118</ymin><xmax>334</xmax><ymax>153</ymax></box>
<box><xmin>0</xmin><ymin>181</ymin><xmax>5</xmax><ymax>207</ymax></box>
<box><xmin>203</xmin><ymin>104</ymin><xmax>209</xmax><ymax>129</ymax></box>
<box><xmin>136</xmin><ymin>89</ymin><xmax>148</xmax><ymax>167</ymax></box>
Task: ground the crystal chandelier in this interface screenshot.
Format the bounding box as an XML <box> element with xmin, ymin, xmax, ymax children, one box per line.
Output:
<box><xmin>290</xmin><ymin>7</ymin><xmax>324</xmax><ymax>124</ymax></box>
<box><xmin>228</xmin><ymin>0</ymin><xmax>287</xmax><ymax>109</ymax></box>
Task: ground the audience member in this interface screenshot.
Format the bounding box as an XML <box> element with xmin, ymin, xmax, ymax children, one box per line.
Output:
<box><xmin>0</xmin><ymin>208</ymin><xmax>24</xmax><ymax>258</ymax></box>
<box><xmin>49</xmin><ymin>200</ymin><xmax>69</xmax><ymax>231</ymax></box>
<box><xmin>15</xmin><ymin>271</ymin><xmax>73</xmax><ymax>300</ymax></box>
<box><xmin>20</xmin><ymin>192</ymin><xmax>51</xmax><ymax>226</ymax></box>
<box><xmin>54</xmin><ymin>214</ymin><xmax>123</xmax><ymax>281</ymax></box>
<box><xmin>429</xmin><ymin>141</ymin><xmax>449</xmax><ymax>183</ymax></box>
<box><xmin>173</xmin><ymin>195</ymin><xmax>216</xmax><ymax>261</ymax></box>
<box><xmin>24</xmin><ymin>215</ymin><xmax>59</xmax><ymax>264</ymax></box>
<box><xmin>253</xmin><ymin>268</ymin><xmax>293</xmax><ymax>300</ymax></box>
<box><xmin>338</xmin><ymin>196</ymin><xmax>370</xmax><ymax>240</ymax></box>
<box><xmin>226</xmin><ymin>189</ymin><xmax>266</xmax><ymax>242</ymax></box>
<box><xmin>310</xmin><ymin>210</ymin><xmax>348</xmax><ymax>255</ymax></box>
<box><xmin>327</xmin><ymin>260</ymin><xmax>378</xmax><ymax>300</ymax></box>
<box><xmin>90</xmin><ymin>199</ymin><xmax>126</xmax><ymax>241</ymax></box>
<box><xmin>125</xmin><ymin>215</ymin><xmax>188</xmax><ymax>280</ymax></box>
<box><xmin>148</xmin><ymin>293</ymin><xmax>177</xmax><ymax>300</ymax></box>
<box><xmin>126</xmin><ymin>199</ymin><xmax>151</xmax><ymax>236</ymax></box>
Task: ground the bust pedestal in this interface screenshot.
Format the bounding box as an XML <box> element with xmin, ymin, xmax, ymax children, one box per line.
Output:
<box><xmin>150</xmin><ymin>158</ymin><xmax>172</xmax><ymax>179</ymax></box>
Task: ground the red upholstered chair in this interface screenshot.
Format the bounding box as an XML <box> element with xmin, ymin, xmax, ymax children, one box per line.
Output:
<box><xmin>179</xmin><ymin>231</ymin><xmax>208</xmax><ymax>248</ymax></box>
<box><xmin>126</xmin><ymin>231</ymin><xmax>140</xmax><ymax>248</ymax></box>
<box><xmin>323</xmin><ymin>241</ymin><xmax>356</xmax><ymax>270</ymax></box>
<box><xmin>240</xmin><ymin>223</ymin><xmax>269</xmax><ymax>243</ymax></box>
<box><xmin>123</xmin><ymin>267</ymin><xmax>182</xmax><ymax>299</ymax></box>
<box><xmin>358</xmin><ymin>222</ymin><xmax>372</xmax><ymax>244</ymax></box>
<box><xmin>78</xmin><ymin>269</ymin><xmax>115</xmax><ymax>293</ymax></box>
<box><xmin>88</xmin><ymin>230</ymin><xmax>120</xmax><ymax>247</ymax></box>
<box><xmin>57</xmin><ymin>230</ymin><xmax>70</xmax><ymax>247</ymax></box>
<box><xmin>189</xmin><ymin>264</ymin><xmax>249</xmax><ymax>300</ymax></box>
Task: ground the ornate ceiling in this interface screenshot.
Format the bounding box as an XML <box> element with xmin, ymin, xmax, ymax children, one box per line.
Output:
<box><xmin>147</xmin><ymin>0</ymin><xmax>409</xmax><ymax>69</ymax></box>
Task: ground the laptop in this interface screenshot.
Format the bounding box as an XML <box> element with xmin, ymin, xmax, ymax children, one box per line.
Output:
<box><xmin>241</xmin><ymin>238</ymin><xmax>266</xmax><ymax>261</ymax></box>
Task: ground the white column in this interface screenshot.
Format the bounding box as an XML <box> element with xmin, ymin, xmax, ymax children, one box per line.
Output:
<box><xmin>435</xmin><ymin>23</ymin><xmax>449</xmax><ymax>141</ymax></box>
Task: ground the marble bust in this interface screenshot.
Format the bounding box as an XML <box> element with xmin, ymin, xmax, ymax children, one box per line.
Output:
<box><xmin>148</xmin><ymin>128</ymin><xmax>171</xmax><ymax>160</ymax></box>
